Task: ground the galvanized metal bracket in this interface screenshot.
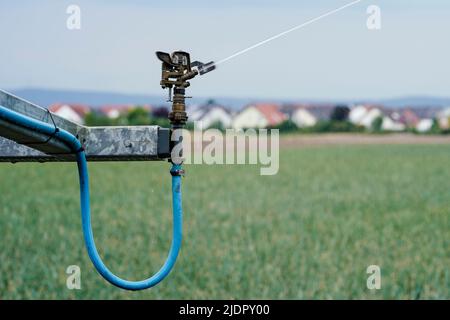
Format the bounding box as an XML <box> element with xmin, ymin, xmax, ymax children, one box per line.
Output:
<box><xmin>0</xmin><ymin>89</ymin><xmax>170</xmax><ymax>162</ymax></box>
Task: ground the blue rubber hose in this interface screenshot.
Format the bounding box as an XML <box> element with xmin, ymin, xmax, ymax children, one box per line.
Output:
<box><xmin>0</xmin><ymin>105</ymin><xmax>183</xmax><ymax>290</ymax></box>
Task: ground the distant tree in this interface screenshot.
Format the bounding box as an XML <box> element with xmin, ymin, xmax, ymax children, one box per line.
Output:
<box><xmin>185</xmin><ymin>121</ymin><xmax>195</xmax><ymax>131</ymax></box>
<box><xmin>268</xmin><ymin>120</ymin><xmax>298</xmax><ymax>133</ymax></box>
<box><xmin>152</xmin><ymin>117</ymin><xmax>170</xmax><ymax>127</ymax></box>
<box><xmin>126</xmin><ymin>107</ymin><xmax>152</xmax><ymax>125</ymax></box>
<box><xmin>371</xmin><ymin>116</ymin><xmax>383</xmax><ymax>132</ymax></box>
<box><xmin>330</xmin><ymin>105</ymin><xmax>350</xmax><ymax>122</ymax></box>
<box><xmin>84</xmin><ymin>112</ymin><xmax>114</xmax><ymax>126</ymax></box>
<box><xmin>426</xmin><ymin>119</ymin><xmax>441</xmax><ymax>135</ymax></box>
<box><xmin>207</xmin><ymin>121</ymin><xmax>226</xmax><ymax>132</ymax></box>
<box><xmin>313</xmin><ymin>120</ymin><xmax>364</xmax><ymax>133</ymax></box>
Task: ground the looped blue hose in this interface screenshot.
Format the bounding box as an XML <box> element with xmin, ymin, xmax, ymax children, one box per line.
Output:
<box><xmin>0</xmin><ymin>105</ymin><xmax>183</xmax><ymax>290</ymax></box>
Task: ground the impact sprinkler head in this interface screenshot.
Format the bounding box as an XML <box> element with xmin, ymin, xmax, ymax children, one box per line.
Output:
<box><xmin>156</xmin><ymin>51</ymin><xmax>216</xmax><ymax>127</ymax></box>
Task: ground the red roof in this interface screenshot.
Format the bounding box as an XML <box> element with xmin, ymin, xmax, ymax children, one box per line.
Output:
<box><xmin>253</xmin><ymin>104</ymin><xmax>286</xmax><ymax>126</ymax></box>
<box><xmin>48</xmin><ymin>103</ymin><xmax>91</xmax><ymax>117</ymax></box>
<box><xmin>400</xmin><ymin>109</ymin><xmax>420</xmax><ymax>127</ymax></box>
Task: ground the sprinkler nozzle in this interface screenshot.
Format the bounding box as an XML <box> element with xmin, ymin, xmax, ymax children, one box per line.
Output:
<box><xmin>192</xmin><ymin>61</ymin><xmax>216</xmax><ymax>76</ymax></box>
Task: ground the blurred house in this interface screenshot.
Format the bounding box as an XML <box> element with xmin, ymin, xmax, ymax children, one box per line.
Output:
<box><xmin>233</xmin><ymin>104</ymin><xmax>286</xmax><ymax>129</ymax></box>
<box><xmin>381</xmin><ymin>110</ymin><xmax>405</xmax><ymax>131</ymax></box>
<box><xmin>412</xmin><ymin>107</ymin><xmax>439</xmax><ymax>132</ymax></box>
<box><xmin>281</xmin><ymin>105</ymin><xmax>317</xmax><ymax>128</ymax></box>
<box><xmin>188</xmin><ymin>104</ymin><xmax>233</xmax><ymax>129</ymax></box>
<box><xmin>437</xmin><ymin>107</ymin><xmax>450</xmax><ymax>129</ymax></box>
<box><xmin>416</xmin><ymin>119</ymin><xmax>434</xmax><ymax>132</ymax></box>
<box><xmin>349</xmin><ymin>105</ymin><xmax>384</xmax><ymax>129</ymax></box>
<box><xmin>48</xmin><ymin>103</ymin><xmax>91</xmax><ymax>125</ymax></box>
<box><xmin>399</xmin><ymin>109</ymin><xmax>421</xmax><ymax>129</ymax></box>
<box><xmin>349</xmin><ymin>105</ymin><xmax>368</xmax><ymax>124</ymax></box>
<box><xmin>306</xmin><ymin>105</ymin><xmax>335</xmax><ymax>123</ymax></box>
<box><xmin>100</xmin><ymin>104</ymin><xmax>152</xmax><ymax>119</ymax></box>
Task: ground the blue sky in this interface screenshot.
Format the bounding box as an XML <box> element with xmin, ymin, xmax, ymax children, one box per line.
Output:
<box><xmin>0</xmin><ymin>0</ymin><xmax>449</xmax><ymax>100</ymax></box>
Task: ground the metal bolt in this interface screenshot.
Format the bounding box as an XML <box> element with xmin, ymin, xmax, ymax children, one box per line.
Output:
<box><xmin>124</xmin><ymin>140</ymin><xmax>133</xmax><ymax>148</ymax></box>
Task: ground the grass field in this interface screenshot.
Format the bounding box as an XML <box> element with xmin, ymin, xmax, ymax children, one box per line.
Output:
<box><xmin>0</xmin><ymin>143</ymin><xmax>449</xmax><ymax>299</ymax></box>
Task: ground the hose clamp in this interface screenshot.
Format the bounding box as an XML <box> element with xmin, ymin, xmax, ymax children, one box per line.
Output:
<box><xmin>170</xmin><ymin>169</ymin><xmax>185</xmax><ymax>177</ymax></box>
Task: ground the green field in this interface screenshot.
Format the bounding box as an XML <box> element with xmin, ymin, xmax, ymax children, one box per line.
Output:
<box><xmin>0</xmin><ymin>144</ymin><xmax>449</xmax><ymax>299</ymax></box>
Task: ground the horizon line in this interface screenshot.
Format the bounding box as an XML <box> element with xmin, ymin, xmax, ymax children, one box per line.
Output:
<box><xmin>6</xmin><ymin>87</ymin><xmax>450</xmax><ymax>105</ymax></box>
